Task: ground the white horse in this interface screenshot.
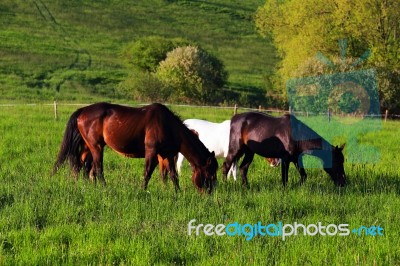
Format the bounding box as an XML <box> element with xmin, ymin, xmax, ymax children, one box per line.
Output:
<box><xmin>177</xmin><ymin>119</ymin><xmax>281</xmax><ymax>181</ymax></box>
<box><xmin>176</xmin><ymin>119</ymin><xmax>238</xmax><ymax>179</ymax></box>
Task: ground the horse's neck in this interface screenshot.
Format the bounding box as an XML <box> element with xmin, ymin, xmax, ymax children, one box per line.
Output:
<box><xmin>179</xmin><ymin>130</ymin><xmax>208</xmax><ymax>167</ymax></box>
<box><xmin>291</xmin><ymin>117</ymin><xmax>331</xmax><ymax>153</ymax></box>
<box><xmin>297</xmin><ymin>138</ymin><xmax>334</xmax><ymax>165</ymax></box>
<box><xmin>297</xmin><ymin>138</ymin><xmax>321</xmax><ymax>151</ymax></box>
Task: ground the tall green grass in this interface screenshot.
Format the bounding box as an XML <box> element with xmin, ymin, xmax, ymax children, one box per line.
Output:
<box><xmin>0</xmin><ymin>104</ymin><xmax>399</xmax><ymax>264</ymax></box>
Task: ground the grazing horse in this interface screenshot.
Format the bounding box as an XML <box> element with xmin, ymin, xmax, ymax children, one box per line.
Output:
<box><xmin>176</xmin><ymin>119</ymin><xmax>281</xmax><ymax>181</ymax></box>
<box><xmin>53</xmin><ymin>102</ymin><xmax>218</xmax><ymax>193</ymax></box>
<box><xmin>176</xmin><ymin>119</ymin><xmax>237</xmax><ymax>179</ymax></box>
<box><xmin>158</xmin><ymin>128</ymin><xmax>199</xmax><ymax>182</ymax></box>
<box><xmin>222</xmin><ymin>112</ymin><xmax>346</xmax><ymax>187</ymax></box>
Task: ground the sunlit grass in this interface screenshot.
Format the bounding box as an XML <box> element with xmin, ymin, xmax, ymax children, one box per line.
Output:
<box><xmin>0</xmin><ymin>105</ymin><xmax>399</xmax><ymax>264</ymax></box>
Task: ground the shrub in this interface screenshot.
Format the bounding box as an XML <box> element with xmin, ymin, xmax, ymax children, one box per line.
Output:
<box><xmin>122</xmin><ymin>36</ymin><xmax>193</xmax><ymax>72</ymax></box>
<box><xmin>117</xmin><ymin>70</ymin><xmax>168</xmax><ymax>102</ymax></box>
<box><xmin>156</xmin><ymin>46</ymin><xmax>228</xmax><ymax>104</ymax></box>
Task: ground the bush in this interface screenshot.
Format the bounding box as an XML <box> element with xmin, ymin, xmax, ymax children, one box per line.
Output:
<box><xmin>156</xmin><ymin>46</ymin><xmax>228</xmax><ymax>104</ymax></box>
<box><xmin>117</xmin><ymin>70</ymin><xmax>168</xmax><ymax>102</ymax></box>
<box><xmin>122</xmin><ymin>36</ymin><xmax>194</xmax><ymax>72</ymax></box>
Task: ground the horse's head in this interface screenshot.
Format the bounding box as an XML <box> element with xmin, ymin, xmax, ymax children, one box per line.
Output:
<box><xmin>192</xmin><ymin>151</ymin><xmax>218</xmax><ymax>193</ymax></box>
<box><xmin>324</xmin><ymin>144</ymin><xmax>346</xmax><ymax>187</ymax></box>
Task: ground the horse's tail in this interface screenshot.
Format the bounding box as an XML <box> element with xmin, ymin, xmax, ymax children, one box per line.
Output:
<box><xmin>53</xmin><ymin>108</ymin><xmax>84</xmax><ymax>175</ymax></box>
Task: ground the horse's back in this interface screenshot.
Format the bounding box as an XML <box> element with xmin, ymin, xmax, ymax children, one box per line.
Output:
<box><xmin>184</xmin><ymin>118</ymin><xmax>230</xmax><ymax>157</ymax></box>
<box><xmin>229</xmin><ymin>112</ymin><xmax>292</xmax><ymax>157</ymax></box>
<box><xmin>77</xmin><ymin>102</ymin><xmax>181</xmax><ymax>158</ymax></box>
<box><xmin>231</xmin><ymin>112</ymin><xmax>287</xmax><ymax>135</ymax></box>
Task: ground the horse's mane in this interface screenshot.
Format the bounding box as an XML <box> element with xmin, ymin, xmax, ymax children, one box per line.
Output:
<box><xmin>151</xmin><ymin>103</ymin><xmax>184</xmax><ymax>127</ymax></box>
<box><xmin>153</xmin><ymin>103</ymin><xmax>211</xmax><ymax>162</ymax></box>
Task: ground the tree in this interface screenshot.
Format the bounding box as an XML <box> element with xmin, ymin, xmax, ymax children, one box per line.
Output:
<box><xmin>255</xmin><ymin>0</ymin><xmax>400</xmax><ymax>112</ymax></box>
<box><xmin>156</xmin><ymin>46</ymin><xmax>228</xmax><ymax>104</ymax></box>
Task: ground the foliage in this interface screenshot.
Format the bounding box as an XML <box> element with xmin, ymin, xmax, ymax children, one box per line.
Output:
<box><xmin>117</xmin><ymin>70</ymin><xmax>168</xmax><ymax>102</ymax></box>
<box><xmin>120</xmin><ymin>40</ymin><xmax>228</xmax><ymax>104</ymax></box>
<box><xmin>288</xmin><ymin>56</ymin><xmax>379</xmax><ymax>114</ymax></box>
<box><xmin>122</xmin><ymin>36</ymin><xmax>194</xmax><ymax>72</ymax></box>
<box><xmin>156</xmin><ymin>46</ymin><xmax>228</xmax><ymax>104</ymax></box>
<box><xmin>255</xmin><ymin>0</ymin><xmax>400</xmax><ymax>112</ymax></box>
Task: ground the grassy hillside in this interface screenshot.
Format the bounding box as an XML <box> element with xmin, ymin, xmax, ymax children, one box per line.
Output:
<box><xmin>0</xmin><ymin>0</ymin><xmax>277</xmax><ymax>103</ymax></box>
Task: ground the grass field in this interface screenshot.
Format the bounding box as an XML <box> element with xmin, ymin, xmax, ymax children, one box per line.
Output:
<box><xmin>0</xmin><ymin>104</ymin><xmax>399</xmax><ymax>265</ymax></box>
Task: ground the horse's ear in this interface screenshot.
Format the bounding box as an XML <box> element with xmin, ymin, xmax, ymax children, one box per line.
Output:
<box><xmin>339</xmin><ymin>143</ymin><xmax>346</xmax><ymax>150</ymax></box>
<box><xmin>207</xmin><ymin>152</ymin><xmax>215</xmax><ymax>165</ymax></box>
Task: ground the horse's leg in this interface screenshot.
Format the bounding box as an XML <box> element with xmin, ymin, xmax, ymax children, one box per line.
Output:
<box><xmin>239</xmin><ymin>150</ymin><xmax>254</xmax><ymax>188</ymax></box>
<box><xmin>143</xmin><ymin>153</ymin><xmax>158</xmax><ymax>190</ymax></box>
<box><xmin>77</xmin><ymin>119</ymin><xmax>106</xmax><ymax>184</ymax></box>
<box><xmin>227</xmin><ymin>162</ymin><xmax>237</xmax><ymax>181</ymax></box>
<box><xmin>176</xmin><ymin>153</ymin><xmax>185</xmax><ymax>174</ymax></box>
<box><xmin>281</xmin><ymin>157</ymin><xmax>290</xmax><ymax>187</ymax></box>
<box><xmin>157</xmin><ymin>155</ymin><xmax>168</xmax><ymax>184</ymax></box>
<box><xmin>223</xmin><ymin>148</ymin><xmax>244</xmax><ymax>181</ymax></box>
<box><xmin>80</xmin><ymin>144</ymin><xmax>92</xmax><ymax>180</ymax></box>
<box><xmin>166</xmin><ymin>156</ymin><xmax>180</xmax><ymax>192</ymax></box>
<box><xmin>90</xmin><ymin>145</ymin><xmax>105</xmax><ymax>184</ymax></box>
<box><xmin>232</xmin><ymin>163</ymin><xmax>237</xmax><ymax>181</ymax></box>
<box><xmin>96</xmin><ymin>149</ymin><xmax>105</xmax><ymax>184</ymax></box>
<box><xmin>83</xmin><ymin>152</ymin><xmax>93</xmax><ymax>180</ymax></box>
<box><xmin>298</xmin><ymin>167</ymin><xmax>307</xmax><ymax>184</ymax></box>
<box><xmin>295</xmin><ymin>155</ymin><xmax>307</xmax><ymax>184</ymax></box>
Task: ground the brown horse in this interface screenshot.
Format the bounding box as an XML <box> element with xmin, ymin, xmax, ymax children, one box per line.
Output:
<box><xmin>53</xmin><ymin>102</ymin><xmax>218</xmax><ymax>193</ymax></box>
<box><xmin>158</xmin><ymin>129</ymin><xmax>199</xmax><ymax>182</ymax></box>
<box><xmin>223</xmin><ymin>112</ymin><xmax>346</xmax><ymax>187</ymax></box>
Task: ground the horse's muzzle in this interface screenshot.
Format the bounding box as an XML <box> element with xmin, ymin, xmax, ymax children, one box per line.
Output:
<box><xmin>205</xmin><ymin>177</ymin><xmax>218</xmax><ymax>194</ymax></box>
<box><xmin>212</xmin><ymin>179</ymin><xmax>218</xmax><ymax>188</ymax></box>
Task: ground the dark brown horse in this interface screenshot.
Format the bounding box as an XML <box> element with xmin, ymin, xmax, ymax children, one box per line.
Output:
<box><xmin>222</xmin><ymin>112</ymin><xmax>346</xmax><ymax>187</ymax></box>
<box><xmin>53</xmin><ymin>102</ymin><xmax>218</xmax><ymax>193</ymax></box>
<box><xmin>158</xmin><ymin>129</ymin><xmax>199</xmax><ymax>182</ymax></box>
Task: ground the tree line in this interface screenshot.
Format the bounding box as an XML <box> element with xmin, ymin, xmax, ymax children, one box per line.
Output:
<box><xmin>255</xmin><ymin>0</ymin><xmax>400</xmax><ymax>113</ymax></box>
<box><xmin>119</xmin><ymin>1</ymin><xmax>399</xmax><ymax>112</ymax></box>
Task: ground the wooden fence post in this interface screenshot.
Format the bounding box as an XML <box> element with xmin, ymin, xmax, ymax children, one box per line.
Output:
<box><xmin>54</xmin><ymin>101</ymin><xmax>58</xmax><ymax>120</ymax></box>
<box><xmin>328</xmin><ymin>108</ymin><xmax>331</xmax><ymax>122</ymax></box>
<box><xmin>384</xmin><ymin>109</ymin><xmax>388</xmax><ymax>122</ymax></box>
<box><xmin>233</xmin><ymin>104</ymin><xmax>237</xmax><ymax>115</ymax></box>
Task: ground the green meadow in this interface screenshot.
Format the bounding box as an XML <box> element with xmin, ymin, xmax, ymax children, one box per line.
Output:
<box><xmin>0</xmin><ymin>0</ymin><xmax>277</xmax><ymax>104</ymax></box>
<box><xmin>0</xmin><ymin>104</ymin><xmax>399</xmax><ymax>265</ymax></box>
